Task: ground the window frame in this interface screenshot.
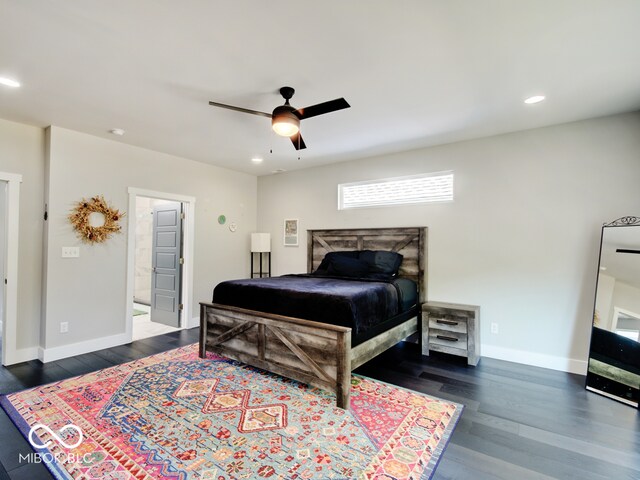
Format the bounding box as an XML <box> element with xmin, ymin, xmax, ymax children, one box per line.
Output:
<box><xmin>337</xmin><ymin>170</ymin><xmax>454</xmax><ymax>210</ymax></box>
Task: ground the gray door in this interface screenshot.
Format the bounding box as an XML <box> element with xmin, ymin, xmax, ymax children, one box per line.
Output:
<box><xmin>150</xmin><ymin>202</ymin><xmax>183</xmax><ymax>328</ymax></box>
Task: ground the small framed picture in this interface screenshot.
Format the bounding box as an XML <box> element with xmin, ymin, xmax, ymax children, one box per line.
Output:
<box><xmin>284</xmin><ymin>219</ymin><xmax>299</xmax><ymax>246</ymax></box>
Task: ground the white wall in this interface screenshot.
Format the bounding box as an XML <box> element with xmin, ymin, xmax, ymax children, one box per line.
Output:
<box><xmin>0</xmin><ymin>118</ymin><xmax>44</xmax><ymax>358</ymax></box>
<box><xmin>42</xmin><ymin>126</ymin><xmax>257</xmax><ymax>354</ymax></box>
<box><xmin>257</xmin><ymin>113</ymin><xmax>640</xmax><ymax>373</ymax></box>
<box><xmin>2</xmin><ymin>112</ymin><xmax>639</xmax><ymax>370</ymax></box>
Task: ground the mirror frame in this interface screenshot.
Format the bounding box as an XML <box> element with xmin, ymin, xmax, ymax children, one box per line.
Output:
<box><xmin>586</xmin><ymin>215</ymin><xmax>640</xmax><ymax>408</ymax></box>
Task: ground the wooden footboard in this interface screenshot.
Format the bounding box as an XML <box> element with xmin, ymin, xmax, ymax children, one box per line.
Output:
<box><xmin>200</xmin><ymin>302</ymin><xmax>353</xmax><ymax>409</ymax></box>
<box><xmin>200</xmin><ymin>302</ymin><xmax>422</xmax><ymax>409</ymax></box>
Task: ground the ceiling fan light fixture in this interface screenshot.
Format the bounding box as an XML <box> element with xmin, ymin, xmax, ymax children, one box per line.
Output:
<box><xmin>271</xmin><ymin>108</ymin><xmax>299</xmax><ymax>137</ymax></box>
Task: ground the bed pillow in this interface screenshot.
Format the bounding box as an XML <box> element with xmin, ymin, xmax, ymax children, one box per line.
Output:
<box><xmin>314</xmin><ymin>251</ymin><xmax>360</xmax><ymax>274</ymax></box>
<box><xmin>326</xmin><ymin>256</ymin><xmax>370</xmax><ymax>277</ymax></box>
<box><xmin>359</xmin><ymin>250</ymin><xmax>403</xmax><ymax>276</ymax></box>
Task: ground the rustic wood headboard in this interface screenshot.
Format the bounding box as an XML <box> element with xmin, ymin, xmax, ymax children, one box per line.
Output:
<box><xmin>307</xmin><ymin>227</ymin><xmax>428</xmax><ymax>302</ymax></box>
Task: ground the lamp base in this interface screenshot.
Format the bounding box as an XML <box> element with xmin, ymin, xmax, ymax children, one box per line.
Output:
<box><xmin>250</xmin><ymin>252</ymin><xmax>271</xmax><ymax>278</ymax></box>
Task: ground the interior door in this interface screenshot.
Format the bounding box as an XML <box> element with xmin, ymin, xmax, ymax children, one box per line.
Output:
<box><xmin>150</xmin><ymin>201</ymin><xmax>183</xmax><ymax>328</ymax></box>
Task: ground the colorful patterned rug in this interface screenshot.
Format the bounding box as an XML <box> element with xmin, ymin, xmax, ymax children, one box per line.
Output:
<box><xmin>1</xmin><ymin>344</ymin><xmax>462</xmax><ymax>480</ymax></box>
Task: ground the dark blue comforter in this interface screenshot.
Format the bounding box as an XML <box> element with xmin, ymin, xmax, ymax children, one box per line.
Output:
<box><xmin>212</xmin><ymin>274</ymin><xmax>413</xmax><ymax>336</ymax></box>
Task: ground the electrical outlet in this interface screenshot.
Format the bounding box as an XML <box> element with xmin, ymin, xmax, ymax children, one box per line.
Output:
<box><xmin>62</xmin><ymin>247</ymin><xmax>80</xmax><ymax>258</ymax></box>
<box><xmin>60</xmin><ymin>322</ymin><xmax>69</xmax><ymax>333</ymax></box>
<box><xmin>491</xmin><ymin>322</ymin><xmax>499</xmax><ymax>334</ymax></box>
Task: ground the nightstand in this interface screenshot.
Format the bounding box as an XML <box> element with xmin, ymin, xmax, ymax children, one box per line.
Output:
<box><xmin>421</xmin><ymin>301</ymin><xmax>480</xmax><ymax>366</ymax></box>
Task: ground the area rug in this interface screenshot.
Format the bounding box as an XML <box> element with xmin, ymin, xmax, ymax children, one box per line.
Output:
<box><xmin>0</xmin><ymin>344</ymin><xmax>462</xmax><ymax>480</ymax></box>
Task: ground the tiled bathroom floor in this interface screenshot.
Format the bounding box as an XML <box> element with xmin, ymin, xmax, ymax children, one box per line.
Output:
<box><xmin>132</xmin><ymin>303</ymin><xmax>181</xmax><ymax>341</ymax></box>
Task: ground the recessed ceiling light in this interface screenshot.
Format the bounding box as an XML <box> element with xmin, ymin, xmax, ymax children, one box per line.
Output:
<box><xmin>272</xmin><ymin>169</ymin><xmax>286</xmax><ymax>174</ymax></box>
<box><xmin>524</xmin><ymin>95</ymin><xmax>545</xmax><ymax>104</ymax></box>
<box><xmin>600</xmin><ymin>266</ymin><xmax>607</xmax><ymax>271</ymax></box>
<box><xmin>109</xmin><ymin>128</ymin><xmax>125</xmax><ymax>136</ymax></box>
<box><xmin>0</xmin><ymin>77</ymin><xmax>21</xmax><ymax>88</ymax></box>
<box><xmin>251</xmin><ymin>157</ymin><xmax>263</xmax><ymax>164</ymax></box>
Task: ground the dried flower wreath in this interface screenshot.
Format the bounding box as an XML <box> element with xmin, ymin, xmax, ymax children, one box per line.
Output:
<box><xmin>69</xmin><ymin>195</ymin><xmax>125</xmax><ymax>243</ymax></box>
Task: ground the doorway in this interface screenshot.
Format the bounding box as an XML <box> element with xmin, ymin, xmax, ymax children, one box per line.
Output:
<box><xmin>132</xmin><ymin>196</ymin><xmax>183</xmax><ymax>341</ymax></box>
<box><xmin>125</xmin><ymin>188</ymin><xmax>196</xmax><ymax>343</ymax></box>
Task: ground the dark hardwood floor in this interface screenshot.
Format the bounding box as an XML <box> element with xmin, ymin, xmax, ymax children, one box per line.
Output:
<box><xmin>1</xmin><ymin>330</ymin><xmax>638</xmax><ymax>479</ymax></box>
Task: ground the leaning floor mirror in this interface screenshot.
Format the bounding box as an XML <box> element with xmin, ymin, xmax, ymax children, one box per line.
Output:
<box><xmin>586</xmin><ymin>216</ymin><xmax>640</xmax><ymax>407</ymax></box>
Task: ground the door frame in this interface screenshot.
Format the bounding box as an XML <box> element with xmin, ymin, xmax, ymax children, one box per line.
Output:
<box><xmin>1</xmin><ymin>172</ymin><xmax>22</xmax><ymax>366</ymax></box>
<box><xmin>125</xmin><ymin>188</ymin><xmax>196</xmax><ymax>342</ymax></box>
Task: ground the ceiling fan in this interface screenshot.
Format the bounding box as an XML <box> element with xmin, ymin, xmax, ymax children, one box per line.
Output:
<box><xmin>208</xmin><ymin>86</ymin><xmax>350</xmax><ymax>150</ymax></box>
<box><xmin>616</xmin><ymin>249</ymin><xmax>640</xmax><ymax>254</ymax></box>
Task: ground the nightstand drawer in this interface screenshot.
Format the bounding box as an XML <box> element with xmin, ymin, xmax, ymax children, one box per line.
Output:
<box><xmin>429</xmin><ymin>326</ymin><xmax>467</xmax><ymax>357</ymax></box>
<box><xmin>429</xmin><ymin>327</ymin><xmax>467</xmax><ymax>348</ymax></box>
<box><xmin>428</xmin><ymin>316</ymin><xmax>468</xmax><ymax>334</ymax></box>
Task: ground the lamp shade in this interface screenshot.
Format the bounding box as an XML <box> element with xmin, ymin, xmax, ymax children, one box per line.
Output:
<box><xmin>271</xmin><ymin>112</ymin><xmax>299</xmax><ymax>137</ymax></box>
<box><xmin>271</xmin><ymin>105</ymin><xmax>300</xmax><ymax>137</ymax></box>
<box><xmin>251</xmin><ymin>233</ymin><xmax>271</xmax><ymax>253</ymax></box>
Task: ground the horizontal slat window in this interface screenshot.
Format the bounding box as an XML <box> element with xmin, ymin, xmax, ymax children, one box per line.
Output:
<box><xmin>338</xmin><ymin>171</ymin><xmax>453</xmax><ymax>210</ymax></box>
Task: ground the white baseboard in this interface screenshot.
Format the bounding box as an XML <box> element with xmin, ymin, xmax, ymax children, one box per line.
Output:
<box><xmin>188</xmin><ymin>316</ymin><xmax>199</xmax><ymax>329</ymax></box>
<box><xmin>38</xmin><ymin>332</ymin><xmax>131</xmax><ymax>363</ymax></box>
<box><xmin>482</xmin><ymin>344</ymin><xmax>588</xmax><ymax>375</ymax></box>
<box><xmin>20</xmin><ymin>327</ymin><xmax>588</xmax><ymax>375</ymax></box>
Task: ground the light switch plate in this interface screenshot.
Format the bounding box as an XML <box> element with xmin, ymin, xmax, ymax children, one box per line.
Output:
<box><xmin>62</xmin><ymin>247</ymin><xmax>80</xmax><ymax>258</ymax></box>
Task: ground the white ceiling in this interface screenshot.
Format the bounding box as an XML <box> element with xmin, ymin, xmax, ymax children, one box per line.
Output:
<box><xmin>1</xmin><ymin>1</ymin><xmax>639</xmax><ymax>176</ymax></box>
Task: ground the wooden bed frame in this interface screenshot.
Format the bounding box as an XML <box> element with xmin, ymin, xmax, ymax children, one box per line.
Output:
<box><xmin>199</xmin><ymin>227</ymin><xmax>427</xmax><ymax>409</ymax></box>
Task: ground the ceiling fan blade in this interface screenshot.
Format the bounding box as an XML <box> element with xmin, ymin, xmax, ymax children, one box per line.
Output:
<box><xmin>295</xmin><ymin>98</ymin><xmax>350</xmax><ymax>120</ymax></box>
<box><xmin>208</xmin><ymin>101</ymin><xmax>272</xmax><ymax>118</ymax></box>
<box><xmin>290</xmin><ymin>132</ymin><xmax>307</xmax><ymax>150</ymax></box>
